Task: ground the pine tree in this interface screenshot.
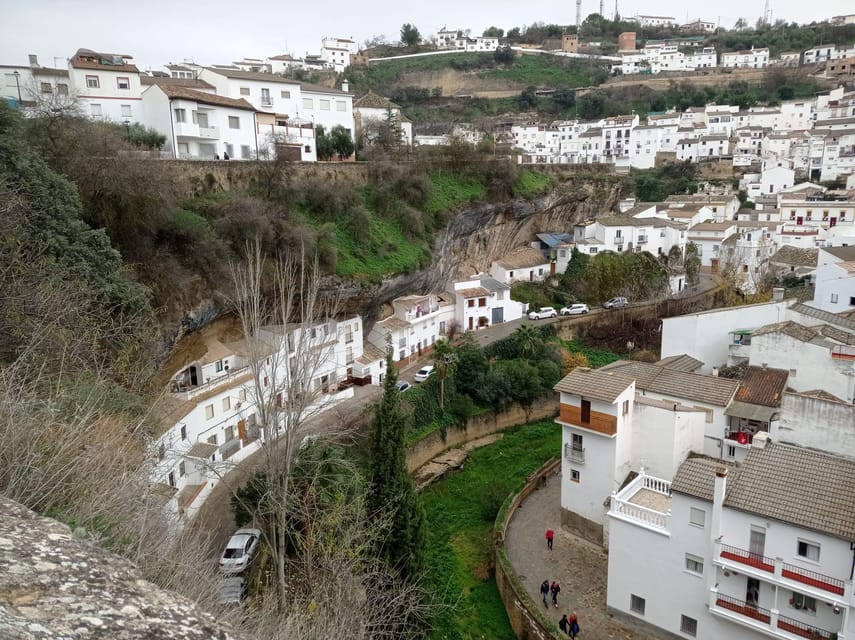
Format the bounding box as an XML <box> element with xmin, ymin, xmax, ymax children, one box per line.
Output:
<box><xmin>368</xmin><ymin>350</ymin><xmax>426</xmax><ymax>578</ymax></box>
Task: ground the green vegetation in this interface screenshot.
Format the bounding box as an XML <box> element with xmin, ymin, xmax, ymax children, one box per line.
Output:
<box><xmin>711</xmin><ymin>21</ymin><xmax>855</xmax><ymax>57</ymax></box>
<box><xmin>481</xmin><ymin>54</ymin><xmax>607</xmax><ymax>88</ymax></box>
<box><xmin>564</xmin><ymin>339</ymin><xmax>621</xmax><ymax>369</ymax></box>
<box><xmin>425</xmin><ymin>172</ymin><xmax>486</xmax><ymax>214</ymax></box>
<box><xmin>422</xmin><ymin>420</ymin><xmax>562</xmax><ymax>640</ymax></box>
<box><xmin>514</xmin><ymin>170</ymin><xmax>552</xmax><ymax>197</ymax></box>
<box><xmin>632</xmin><ymin>162</ymin><xmax>698</xmax><ymax>201</ymax></box>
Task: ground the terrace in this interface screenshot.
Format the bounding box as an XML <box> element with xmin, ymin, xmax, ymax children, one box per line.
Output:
<box><xmin>608</xmin><ymin>469</ymin><xmax>671</xmax><ymax>535</ymax></box>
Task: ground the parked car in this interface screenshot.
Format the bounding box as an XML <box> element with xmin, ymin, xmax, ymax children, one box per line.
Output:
<box><xmin>219</xmin><ymin>528</ymin><xmax>261</xmax><ymax>574</ymax></box>
<box><xmin>603</xmin><ymin>297</ymin><xmax>629</xmax><ymax>309</ymax></box>
<box><xmin>414</xmin><ymin>365</ymin><xmax>435</xmax><ymax>383</ymax></box>
<box><xmin>560</xmin><ymin>304</ymin><xmax>589</xmax><ymax>315</ymax></box>
<box><xmin>396</xmin><ymin>380</ymin><xmax>412</xmax><ymax>393</ymax></box>
<box><xmin>528</xmin><ymin>306</ymin><xmax>558</xmax><ymax>320</ymax></box>
<box><xmin>218</xmin><ymin>576</ymin><xmax>247</xmax><ymax>605</ymax></box>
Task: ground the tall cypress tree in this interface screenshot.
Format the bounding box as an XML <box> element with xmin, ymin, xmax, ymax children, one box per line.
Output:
<box><xmin>368</xmin><ymin>350</ymin><xmax>426</xmax><ymax>578</ymax></box>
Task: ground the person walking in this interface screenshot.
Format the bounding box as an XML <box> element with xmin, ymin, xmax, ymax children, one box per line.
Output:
<box><xmin>545</xmin><ymin>528</ymin><xmax>554</xmax><ymax>550</ymax></box>
<box><xmin>550</xmin><ymin>581</ymin><xmax>561</xmax><ymax>608</ymax></box>
<box><xmin>558</xmin><ymin>613</ymin><xmax>569</xmax><ymax>635</ymax></box>
<box><xmin>569</xmin><ymin>612</ymin><xmax>580</xmax><ymax>638</ymax></box>
<box><xmin>540</xmin><ymin>580</ymin><xmax>550</xmax><ymax>607</ymax></box>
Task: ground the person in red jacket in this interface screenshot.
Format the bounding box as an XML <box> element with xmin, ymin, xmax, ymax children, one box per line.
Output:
<box><xmin>545</xmin><ymin>528</ymin><xmax>554</xmax><ymax>550</ymax></box>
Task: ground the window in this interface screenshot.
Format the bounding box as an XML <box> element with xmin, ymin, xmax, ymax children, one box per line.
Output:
<box><xmin>630</xmin><ymin>594</ymin><xmax>645</xmax><ymax>615</ymax></box>
<box><xmin>228</xmin><ymin>116</ymin><xmax>240</xmax><ymax>129</ymax></box>
<box><xmin>168</xmin><ymin>472</ymin><xmax>176</xmax><ymax>487</ymax></box>
<box><xmin>467</xmin><ymin>299</ymin><xmax>474</xmax><ymax>308</ymax></box>
<box><xmin>570</xmin><ymin>469</ymin><xmax>580</xmax><ymax>482</ymax></box>
<box><xmin>222</xmin><ymin>397</ymin><xmax>231</xmax><ymax>412</ymax></box>
<box><xmin>40</xmin><ymin>82</ymin><xmax>52</xmax><ymax>94</ymax></box>
<box><xmin>281</xmin><ymin>90</ymin><xmax>291</xmax><ymax>99</ymax></box>
<box><xmin>205</xmin><ymin>404</ymin><xmax>214</xmax><ymax>420</ymax></box>
<box><xmin>57</xmin><ymin>83</ymin><xmax>68</xmax><ymax>95</ymax></box>
<box><xmin>174</xmin><ymin>108</ymin><xmax>186</xmax><ymax>123</ymax></box>
<box><xmin>680</xmin><ymin>615</ymin><xmax>697</xmax><ymax>636</ymax></box>
<box><xmin>685</xmin><ymin>554</ymin><xmax>704</xmax><ymax>575</ymax></box>
<box><xmin>336</xmin><ymin>100</ymin><xmax>346</xmax><ymax>111</ymax></box>
<box><xmin>241</xmin><ymin>145</ymin><xmax>251</xmax><ymax>159</ymax></box>
<box><xmin>572</xmin><ymin>433</ymin><xmax>583</xmax><ymax>451</ymax></box>
<box><xmin>261</xmin><ymin>88</ymin><xmax>271</xmax><ymax>104</ymax></box>
<box><xmin>238</xmin><ymin>389</ymin><xmax>246</xmax><ymax>402</ymax></box>
<box><xmin>581</xmin><ymin>399</ymin><xmax>591</xmax><ymax>423</ymax></box>
<box><xmin>207</xmin><ymin>434</ymin><xmax>217</xmax><ymax>446</ymax></box>
<box><xmin>224</xmin><ymin>143</ymin><xmax>234</xmax><ymax>158</ymax></box>
<box><xmin>180</xmin><ymin>425</ymin><xmax>187</xmax><ymax>440</ymax></box>
<box><xmin>302</xmin><ymin>97</ymin><xmax>313</xmax><ymax>109</ymax></box>
<box><xmin>797</xmin><ymin>540</ymin><xmax>820</xmax><ymax>562</ymax></box>
<box><xmin>120</xmin><ymin>104</ymin><xmax>131</xmax><ymax>117</ymax></box>
<box><xmin>85</xmin><ymin>75</ymin><xmax>99</xmax><ymax>88</ymax></box>
<box><xmin>225</xmin><ymin>425</ymin><xmax>235</xmax><ymax>442</ymax></box>
<box><xmin>850</xmin><ymin>296</ymin><xmax>855</xmax><ymax>306</ymax></box>
<box><xmin>116</xmin><ymin>77</ymin><xmax>130</xmax><ymax>90</ymax></box>
<box><xmin>831</xmin><ymin>293</ymin><xmax>839</xmax><ymax>304</ymax></box>
<box><xmin>689</xmin><ymin>507</ymin><xmax>705</xmax><ymax>527</ymax></box>
<box><xmin>622</xmin><ymin>400</ymin><xmax>629</xmax><ymax>416</ymax></box>
<box><xmin>215</xmin><ymin>360</ymin><xmax>224</xmax><ymax>373</ymax></box>
<box><xmin>727</xmin><ymin>445</ymin><xmax>736</xmax><ymax>458</ymax></box>
<box><xmin>239</xmin><ymin>87</ymin><xmax>250</xmax><ymax>95</ymax></box>
<box><xmin>90</xmin><ymin>104</ymin><xmax>102</xmax><ymax>116</ymax></box>
<box><xmin>478</xmin><ymin>297</ymin><xmax>486</xmax><ymax>307</ymax></box>
<box><xmin>178</xmin><ymin>461</ymin><xmax>186</xmax><ymax>477</ymax></box>
<box><xmin>319</xmin><ymin>99</ymin><xmax>330</xmax><ymax>110</ymax></box>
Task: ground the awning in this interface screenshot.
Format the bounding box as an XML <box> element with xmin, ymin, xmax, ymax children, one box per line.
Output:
<box><xmin>725</xmin><ymin>400</ymin><xmax>778</xmax><ymax>422</ymax></box>
<box><xmin>730</xmin><ymin>329</ymin><xmax>755</xmax><ymax>336</ymax></box>
<box><xmin>184</xmin><ymin>442</ymin><xmax>219</xmax><ymax>460</ymax></box>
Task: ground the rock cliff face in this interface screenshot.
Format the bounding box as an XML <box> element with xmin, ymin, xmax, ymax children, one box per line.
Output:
<box><xmin>339</xmin><ymin>178</ymin><xmax>625</xmax><ymax>328</ymax></box>
<box><xmin>0</xmin><ymin>497</ymin><xmax>245</xmax><ymax>640</ymax></box>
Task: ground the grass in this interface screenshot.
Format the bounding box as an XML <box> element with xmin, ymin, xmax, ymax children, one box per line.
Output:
<box><xmin>480</xmin><ymin>54</ymin><xmax>604</xmax><ymax>88</ymax></box>
<box><xmin>564</xmin><ymin>339</ymin><xmax>621</xmax><ymax>369</ymax></box>
<box><xmin>425</xmin><ymin>172</ymin><xmax>487</xmax><ymax>214</ymax></box>
<box><xmin>332</xmin><ymin>214</ymin><xmax>427</xmax><ymax>279</ymax></box>
<box><xmin>422</xmin><ymin>420</ymin><xmax>562</xmax><ymax>640</ymax></box>
<box><xmin>514</xmin><ymin>170</ymin><xmax>551</xmax><ymax>198</ymax></box>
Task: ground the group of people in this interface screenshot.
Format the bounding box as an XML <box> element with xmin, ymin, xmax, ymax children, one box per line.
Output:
<box><xmin>542</xmin><ymin>528</ymin><xmax>580</xmax><ymax>637</ymax></box>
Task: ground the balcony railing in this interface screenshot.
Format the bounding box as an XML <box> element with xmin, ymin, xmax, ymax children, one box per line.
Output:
<box><xmin>564</xmin><ymin>443</ymin><xmax>585</xmax><ymax>463</ymax></box>
<box><xmin>776</xmin><ymin>613</ymin><xmax>834</xmax><ymax>640</ymax></box>
<box><xmin>725</xmin><ymin>431</ymin><xmax>754</xmax><ymax>445</ymax></box>
<box><xmin>781</xmin><ymin>561</ymin><xmax>845</xmax><ymax>596</ymax></box>
<box><xmin>720</xmin><ymin>544</ymin><xmax>775</xmax><ymax>572</ymax></box>
<box><xmin>831</xmin><ymin>345</ymin><xmax>855</xmax><ymax>361</ymax></box>
<box><xmin>715</xmin><ymin>593</ymin><xmax>771</xmax><ymax>624</ymax></box>
<box><xmin>197</xmin><ymin>126</ymin><xmax>219</xmax><ymax>139</ymax></box>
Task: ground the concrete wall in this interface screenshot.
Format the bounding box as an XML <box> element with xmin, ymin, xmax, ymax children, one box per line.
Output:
<box><xmin>776</xmin><ymin>392</ymin><xmax>855</xmax><ymax>459</ymax></box>
<box><xmin>406</xmin><ymin>396</ymin><xmax>557</xmax><ymax>472</ymax></box>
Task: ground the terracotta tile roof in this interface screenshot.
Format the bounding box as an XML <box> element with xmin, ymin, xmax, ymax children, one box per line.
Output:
<box><xmin>727</xmin><ymin>442</ymin><xmax>855</xmax><ymax>540</ymax></box>
<box><xmin>554</xmin><ymin>367</ymin><xmax>635</xmax><ymax>403</ymax></box>
<box><xmin>734</xmin><ymin>366</ymin><xmax>788</xmax><ymax>407</ymax></box>
<box><xmin>155</xmin><ymin>85</ymin><xmax>255</xmax><ymax>110</ymax></box>
<box><xmin>494</xmin><ymin>247</ymin><xmax>549</xmax><ymax>270</ymax></box>
<box><xmin>672</xmin><ymin>457</ymin><xmax>734</xmax><ymax>502</ymax></box>
<box><xmin>656</xmin><ymin>354</ymin><xmax>703</xmax><ymax>372</ymax></box>
<box><xmin>751</xmin><ymin>320</ymin><xmax>820</xmax><ymax>343</ymax></box>
<box><xmin>70</xmin><ymin>49</ymin><xmax>139</xmax><ymax>73</ymax></box>
<box><xmin>456</xmin><ymin>287</ymin><xmax>490</xmax><ymax>298</ymax></box>
<box><xmin>354</xmin><ymin>91</ymin><xmax>401</xmax><ymax>110</ymax></box>
<box><xmin>356</xmin><ymin>342</ymin><xmax>385</xmax><ymax>364</ymax></box>
<box><xmin>141</xmin><ymin>76</ymin><xmax>215</xmax><ymax>90</ymax></box>
<box><xmin>599</xmin><ymin>360</ymin><xmax>739</xmax><ymax>406</ymax></box>
<box><xmin>790</xmin><ymin>303</ymin><xmax>855</xmax><ymax>332</ymax></box>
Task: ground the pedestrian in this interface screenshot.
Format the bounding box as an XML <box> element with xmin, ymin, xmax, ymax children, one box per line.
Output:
<box><xmin>569</xmin><ymin>612</ymin><xmax>580</xmax><ymax>638</ymax></box>
<box><xmin>545</xmin><ymin>528</ymin><xmax>554</xmax><ymax>550</ymax></box>
<box><xmin>558</xmin><ymin>613</ymin><xmax>569</xmax><ymax>634</ymax></box>
<box><xmin>540</xmin><ymin>580</ymin><xmax>550</xmax><ymax>608</ymax></box>
<box><xmin>550</xmin><ymin>581</ymin><xmax>561</xmax><ymax>607</ymax></box>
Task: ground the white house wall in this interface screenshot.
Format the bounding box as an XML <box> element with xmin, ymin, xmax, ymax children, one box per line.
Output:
<box><xmin>776</xmin><ymin>392</ymin><xmax>855</xmax><ymax>458</ymax></box>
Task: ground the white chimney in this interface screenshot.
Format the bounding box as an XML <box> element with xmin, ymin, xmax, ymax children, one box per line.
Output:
<box><xmin>341</xmin><ymin>79</ymin><xmax>349</xmax><ymax>93</ymax></box>
<box><xmin>707</xmin><ymin>465</ymin><xmax>728</xmax><ymax>594</ymax></box>
<box><xmin>772</xmin><ymin>287</ymin><xmax>784</xmax><ymax>301</ymax></box>
<box><xmin>28</xmin><ymin>54</ymin><xmax>39</xmax><ymax>68</ymax></box>
<box><xmin>752</xmin><ymin>432</ymin><xmax>770</xmax><ymax>448</ymax></box>
<box><xmin>711</xmin><ymin>366</ymin><xmax>719</xmax><ymax>377</ymax></box>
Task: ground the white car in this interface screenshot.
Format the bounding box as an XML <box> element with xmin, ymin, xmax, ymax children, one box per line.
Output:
<box><xmin>560</xmin><ymin>304</ymin><xmax>589</xmax><ymax>315</ymax></box>
<box><xmin>528</xmin><ymin>307</ymin><xmax>558</xmax><ymax>320</ymax></box>
<box><xmin>414</xmin><ymin>365</ymin><xmax>435</xmax><ymax>383</ymax></box>
<box><xmin>219</xmin><ymin>528</ymin><xmax>261</xmax><ymax>574</ymax></box>
<box><xmin>396</xmin><ymin>380</ymin><xmax>412</xmax><ymax>393</ymax></box>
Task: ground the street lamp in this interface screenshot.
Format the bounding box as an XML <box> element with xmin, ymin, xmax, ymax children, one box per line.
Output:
<box><xmin>12</xmin><ymin>70</ymin><xmax>21</xmax><ymax>103</ymax></box>
<box><xmin>124</xmin><ymin>120</ymin><xmax>131</xmax><ymax>143</ymax></box>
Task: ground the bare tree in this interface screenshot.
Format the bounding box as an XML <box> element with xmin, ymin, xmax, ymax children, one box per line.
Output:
<box><xmin>228</xmin><ymin>240</ymin><xmax>342</xmax><ymax>605</ymax></box>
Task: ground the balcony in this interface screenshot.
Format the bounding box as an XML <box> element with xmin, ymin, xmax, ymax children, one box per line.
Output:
<box><xmin>718</xmin><ymin>544</ymin><xmax>846</xmax><ymax>596</ymax></box>
<box><xmin>724</xmin><ymin>431</ymin><xmax>754</xmax><ymax>446</ymax></box>
<box><xmin>563</xmin><ymin>443</ymin><xmax>585</xmax><ymax>463</ymax></box>
<box><xmin>198</xmin><ymin>126</ymin><xmax>219</xmax><ymax>139</ymax></box>
<box><xmin>608</xmin><ymin>470</ymin><xmax>671</xmax><ymax>535</ymax></box>
<box><xmin>831</xmin><ymin>345</ymin><xmax>855</xmax><ymax>361</ymax></box>
<box><xmin>712</xmin><ymin>593</ymin><xmax>838</xmax><ymax>640</ymax></box>
<box><xmin>637</xmin><ymin>236</ymin><xmax>648</xmax><ymax>244</ymax></box>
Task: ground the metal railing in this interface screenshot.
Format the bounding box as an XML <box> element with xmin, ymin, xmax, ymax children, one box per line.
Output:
<box><xmin>714</xmin><ymin>593</ymin><xmax>771</xmax><ymax>624</ymax></box>
<box><xmin>720</xmin><ymin>544</ymin><xmax>774</xmax><ymax>572</ymax></box>
<box><xmin>776</xmin><ymin>613</ymin><xmax>834</xmax><ymax>640</ymax></box>
<box><xmin>563</xmin><ymin>443</ymin><xmax>585</xmax><ymax>463</ymax></box>
<box><xmin>781</xmin><ymin>562</ymin><xmax>845</xmax><ymax>595</ymax></box>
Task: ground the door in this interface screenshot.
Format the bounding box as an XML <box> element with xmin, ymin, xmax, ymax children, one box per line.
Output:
<box><xmin>492</xmin><ymin>307</ymin><xmax>504</xmax><ymax>324</ymax></box>
<box><xmin>189</xmin><ymin>365</ymin><xmax>199</xmax><ymax>386</ymax></box>
<box><xmin>580</xmin><ymin>399</ymin><xmax>591</xmax><ymax>424</ymax></box>
<box><xmin>417</xmin><ymin>341</ymin><xmax>422</xmax><ymax>356</ymax></box>
<box><xmin>749</xmin><ymin>526</ymin><xmax>766</xmax><ymax>559</ymax></box>
<box><xmin>711</xmin><ymin>258</ymin><xmax>719</xmax><ymax>273</ymax></box>
<box><xmin>746</xmin><ymin>578</ymin><xmax>760</xmax><ymax>606</ymax></box>
<box><xmin>796</xmin><ymin>216</ymin><xmax>803</xmax><ymax>225</ymax></box>
<box><xmin>468</xmin><ymin>316</ymin><xmax>473</xmax><ymax>331</ymax></box>
<box><xmin>237</xmin><ymin>419</ymin><xmax>247</xmax><ymax>442</ymax></box>
<box><xmin>830</xmin><ymin>217</ymin><xmax>837</xmax><ymax>227</ymax></box>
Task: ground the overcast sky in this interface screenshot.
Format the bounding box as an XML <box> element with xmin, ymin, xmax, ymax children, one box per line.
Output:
<box><xmin>0</xmin><ymin>0</ymin><xmax>850</xmax><ymax>71</ymax></box>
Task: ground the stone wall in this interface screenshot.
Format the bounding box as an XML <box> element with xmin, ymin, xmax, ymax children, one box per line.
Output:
<box><xmin>406</xmin><ymin>397</ymin><xmax>557</xmax><ymax>472</ymax></box>
<box><xmin>494</xmin><ymin>458</ymin><xmax>563</xmax><ymax>640</ymax></box>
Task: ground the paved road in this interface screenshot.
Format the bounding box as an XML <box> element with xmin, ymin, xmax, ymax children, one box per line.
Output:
<box><xmin>505</xmin><ymin>472</ymin><xmax>663</xmax><ymax>640</ymax></box>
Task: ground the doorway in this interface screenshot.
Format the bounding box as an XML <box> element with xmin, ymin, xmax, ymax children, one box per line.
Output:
<box><xmin>746</xmin><ymin>578</ymin><xmax>760</xmax><ymax>607</ymax></box>
<box><xmin>750</xmin><ymin>526</ymin><xmax>766</xmax><ymax>559</ymax></box>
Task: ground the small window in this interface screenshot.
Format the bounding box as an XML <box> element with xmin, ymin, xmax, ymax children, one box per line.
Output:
<box><xmin>90</xmin><ymin>104</ymin><xmax>102</xmax><ymax>116</ymax></box>
<box><xmin>336</xmin><ymin>100</ymin><xmax>346</xmax><ymax>111</ymax></box>
<box><xmin>570</xmin><ymin>469</ymin><xmax>580</xmax><ymax>483</ymax></box>
<box><xmin>205</xmin><ymin>404</ymin><xmax>214</xmax><ymax>420</ymax></box>
<box><xmin>680</xmin><ymin>615</ymin><xmax>698</xmax><ymax>636</ymax></box>
<box><xmin>168</xmin><ymin>471</ymin><xmax>176</xmax><ymax>487</ymax></box>
<box><xmin>571</xmin><ymin>433</ymin><xmax>583</xmax><ymax>451</ymax></box>
<box><xmin>40</xmin><ymin>82</ymin><xmax>52</xmax><ymax>94</ymax></box>
<box><xmin>727</xmin><ymin>445</ymin><xmax>736</xmax><ymax>458</ymax></box>
<box><xmin>241</xmin><ymin>144</ymin><xmax>251</xmax><ymax>159</ymax></box>
<box><xmin>86</xmin><ymin>75</ymin><xmax>100</xmax><ymax>88</ymax></box>
<box><xmin>178</xmin><ymin>461</ymin><xmax>186</xmax><ymax>477</ymax></box>
<box><xmin>622</xmin><ymin>400</ymin><xmax>629</xmax><ymax>416</ymax></box>
<box><xmin>120</xmin><ymin>104</ymin><xmax>131</xmax><ymax>117</ymax></box>
<box><xmin>180</xmin><ymin>425</ymin><xmax>187</xmax><ymax>440</ymax></box>
<box><xmin>685</xmin><ymin>554</ymin><xmax>704</xmax><ymax>575</ymax></box>
<box><xmin>225</xmin><ymin>425</ymin><xmax>235</xmax><ymax>441</ymax></box>
<box><xmin>281</xmin><ymin>90</ymin><xmax>291</xmax><ymax>98</ymax></box>
<box><xmin>302</xmin><ymin>97</ymin><xmax>313</xmax><ymax>109</ymax></box>
<box><xmin>207</xmin><ymin>434</ymin><xmax>217</xmax><ymax>445</ymax></box>
<box><xmin>228</xmin><ymin>116</ymin><xmax>240</xmax><ymax>129</ymax></box>
<box><xmin>174</xmin><ymin>108</ymin><xmax>186</xmax><ymax>123</ymax></box>
<box><xmin>238</xmin><ymin>389</ymin><xmax>246</xmax><ymax>402</ymax></box>
<box><xmin>222</xmin><ymin>397</ymin><xmax>231</xmax><ymax>412</ymax></box>
<box><xmin>850</xmin><ymin>296</ymin><xmax>855</xmax><ymax>306</ymax></box>
<box><xmin>630</xmin><ymin>594</ymin><xmax>645</xmax><ymax>615</ymax></box>
<box><xmin>116</xmin><ymin>77</ymin><xmax>130</xmax><ymax>90</ymax></box>
<box><xmin>319</xmin><ymin>99</ymin><xmax>331</xmax><ymax>110</ymax></box>
<box><xmin>478</xmin><ymin>298</ymin><xmax>486</xmax><ymax>307</ymax></box>
<box><xmin>797</xmin><ymin>540</ymin><xmax>820</xmax><ymax>562</ymax></box>
<box><xmin>239</xmin><ymin>87</ymin><xmax>250</xmax><ymax>95</ymax></box>
<box><xmin>792</xmin><ymin>593</ymin><xmax>816</xmax><ymax>612</ymax></box>
<box><xmin>304</xmin><ymin>145</ymin><xmax>311</xmax><ymax>153</ymax></box>
<box><xmin>215</xmin><ymin>360</ymin><xmax>224</xmax><ymax>372</ymax></box>
<box><xmin>831</xmin><ymin>293</ymin><xmax>839</xmax><ymax>304</ymax></box>
<box><xmin>689</xmin><ymin>507</ymin><xmax>705</xmax><ymax>527</ymax></box>
<box><xmin>467</xmin><ymin>299</ymin><xmax>474</xmax><ymax>308</ymax></box>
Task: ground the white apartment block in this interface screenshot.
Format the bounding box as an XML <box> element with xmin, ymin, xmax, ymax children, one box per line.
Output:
<box><xmin>453</xmin><ymin>276</ymin><xmax>526</xmax><ymax>332</ymax></box>
<box><xmin>320</xmin><ymin>37</ymin><xmax>357</xmax><ymax>73</ymax></box>
<box><xmin>803</xmin><ymin>45</ymin><xmax>837</xmax><ymax>65</ymax></box>
<box><xmin>721</xmin><ymin>47</ymin><xmax>770</xmax><ymax>69</ymax></box>
<box><xmin>68</xmin><ymin>48</ymin><xmax>143</xmax><ymax>123</ymax></box>
<box><xmin>572</xmin><ymin>213</ymin><xmax>686</xmax><ymax>258</ymax></box>
<box><xmin>811</xmin><ymin>246</ymin><xmax>855</xmax><ymax>314</ymax></box>
<box><xmin>635</xmin><ymin>15</ymin><xmax>677</xmax><ymax>27</ymax></box>
<box><xmin>367</xmin><ymin>294</ymin><xmax>455</xmax><ymax>366</ymax></box>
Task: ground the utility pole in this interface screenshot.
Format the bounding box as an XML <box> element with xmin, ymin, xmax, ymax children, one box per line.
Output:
<box><xmin>599</xmin><ymin>0</ymin><xmax>604</xmax><ymax>18</ymax></box>
<box><xmin>576</xmin><ymin>0</ymin><xmax>582</xmax><ymax>29</ymax></box>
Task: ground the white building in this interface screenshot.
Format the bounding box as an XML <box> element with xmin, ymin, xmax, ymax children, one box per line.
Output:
<box><xmin>367</xmin><ymin>293</ymin><xmax>456</xmax><ymax>366</ymax></box>
<box><xmin>320</xmin><ymin>37</ymin><xmax>358</xmax><ymax>73</ymax></box>
<box><xmin>353</xmin><ymin>91</ymin><xmax>413</xmax><ymax>147</ymax></box>
<box><xmin>607</xmin><ymin>444</ymin><xmax>855</xmax><ymax>640</ymax></box>
<box><xmin>721</xmin><ymin>47</ymin><xmax>770</xmax><ymax>69</ymax></box>
<box><xmin>68</xmin><ymin>48</ymin><xmax>143</xmax><ymax>123</ymax></box>
<box><xmin>803</xmin><ymin>45</ymin><xmax>837</xmax><ymax>65</ymax></box>
<box><xmin>635</xmin><ymin>15</ymin><xmax>677</xmax><ymax>27</ymax></box>
<box><xmin>573</xmin><ymin>214</ymin><xmax>686</xmax><ymax>258</ymax></box>
<box><xmin>810</xmin><ymin>246</ymin><xmax>855</xmax><ymax>313</ymax></box>
<box><xmin>141</xmin><ymin>83</ymin><xmax>258</xmax><ymax>160</ymax></box>
<box><xmin>453</xmin><ymin>276</ymin><xmax>525</xmax><ymax>331</ymax></box>
<box><xmin>489</xmin><ymin>247</ymin><xmax>553</xmax><ymax>285</ymax></box>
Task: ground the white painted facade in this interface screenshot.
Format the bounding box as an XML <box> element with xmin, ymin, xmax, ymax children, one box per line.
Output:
<box><xmin>453</xmin><ymin>277</ymin><xmax>525</xmax><ymax>332</ymax></box>
<box><xmin>777</xmin><ymin>391</ymin><xmax>855</xmax><ymax>458</ymax></box>
<box><xmin>68</xmin><ymin>49</ymin><xmax>143</xmax><ymax>123</ymax></box>
<box><xmin>367</xmin><ymin>294</ymin><xmax>455</xmax><ymax>365</ymax></box>
<box><xmin>811</xmin><ymin>247</ymin><xmax>855</xmax><ymax>313</ymax></box>
<box><xmin>721</xmin><ymin>48</ymin><xmax>770</xmax><ymax>69</ymax></box>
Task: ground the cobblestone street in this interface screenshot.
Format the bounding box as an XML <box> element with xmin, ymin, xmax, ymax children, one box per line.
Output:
<box><xmin>504</xmin><ymin>471</ymin><xmax>664</xmax><ymax>639</ymax></box>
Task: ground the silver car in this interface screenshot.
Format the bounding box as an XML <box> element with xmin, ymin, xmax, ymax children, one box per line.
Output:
<box><xmin>219</xmin><ymin>528</ymin><xmax>261</xmax><ymax>574</ymax></box>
